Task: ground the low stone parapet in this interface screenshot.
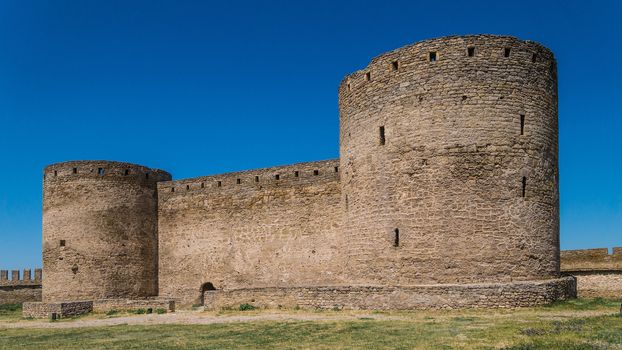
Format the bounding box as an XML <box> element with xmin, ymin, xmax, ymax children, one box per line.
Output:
<box><xmin>93</xmin><ymin>298</ymin><xmax>175</xmax><ymax>313</ymax></box>
<box><xmin>22</xmin><ymin>301</ymin><xmax>93</xmax><ymax>319</ymax></box>
<box><xmin>203</xmin><ymin>277</ymin><xmax>576</xmax><ymax>310</ymax></box>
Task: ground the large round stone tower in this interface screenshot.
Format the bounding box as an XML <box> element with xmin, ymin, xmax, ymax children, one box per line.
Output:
<box><xmin>42</xmin><ymin>161</ymin><xmax>171</xmax><ymax>301</ymax></box>
<box><xmin>339</xmin><ymin>35</ymin><xmax>559</xmax><ymax>286</ymax></box>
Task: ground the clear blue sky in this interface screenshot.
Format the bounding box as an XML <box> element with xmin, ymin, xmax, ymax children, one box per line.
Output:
<box><xmin>0</xmin><ymin>0</ymin><xmax>620</xmax><ymax>269</ymax></box>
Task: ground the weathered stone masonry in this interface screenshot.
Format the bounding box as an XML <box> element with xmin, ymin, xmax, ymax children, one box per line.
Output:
<box><xmin>0</xmin><ymin>269</ymin><xmax>42</xmax><ymax>304</ymax></box>
<box><xmin>38</xmin><ymin>35</ymin><xmax>578</xmax><ymax>310</ymax></box>
<box><xmin>561</xmin><ymin>247</ymin><xmax>622</xmax><ymax>298</ymax></box>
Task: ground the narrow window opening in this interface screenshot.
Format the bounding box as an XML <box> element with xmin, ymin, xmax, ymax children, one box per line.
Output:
<box><xmin>217</xmin><ymin>181</ymin><xmax>222</xmax><ymax>187</ymax></box>
<box><xmin>72</xmin><ymin>168</ymin><xmax>77</xmax><ymax>174</ymax></box>
<box><xmin>59</xmin><ymin>240</ymin><xmax>65</xmax><ymax>247</ymax></box>
<box><xmin>522</xmin><ymin>177</ymin><xmax>527</xmax><ymax>198</ymax></box>
<box><xmin>365</xmin><ymin>72</ymin><xmax>371</xmax><ymax>81</ymax></box>
<box><xmin>504</xmin><ymin>47</ymin><xmax>511</xmax><ymax>57</ymax></box>
<box><xmin>171</xmin><ymin>187</ymin><xmax>175</xmax><ymax>192</ymax></box>
<box><xmin>275</xmin><ymin>174</ymin><xmax>280</xmax><ymax>180</ymax></box>
<box><xmin>98</xmin><ymin>168</ymin><xmax>104</xmax><ymax>176</ymax></box>
<box><xmin>124</xmin><ymin>169</ymin><xmax>129</xmax><ymax>176</ymax></box>
<box><xmin>467</xmin><ymin>47</ymin><xmax>475</xmax><ymax>57</ymax></box>
<box><xmin>532</xmin><ymin>53</ymin><xmax>537</xmax><ymax>63</ymax></box>
<box><xmin>379</xmin><ymin>126</ymin><xmax>386</xmax><ymax>145</ymax></box>
<box><xmin>334</xmin><ymin>166</ymin><xmax>339</xmax><ymax>173</ymax></box>
<box><xmin>255</xmin><ymin>176</ymin><xmax>259</xmax><ymax>182</ymax></box>
<box><xmin>54</xmin><ymin>170</ymin><xmax>58</xmax><ymax>176</ymax></box>
<box><xmin>186</xmin><ymin>185</ymin><xmax>190</xmax><ymax>190</ymax></box>
<box><xmin>345</xmin><ymin>195</ymin><xmax>348</xmax><ymax>210</ymax></box>
<box><xmin>393</xmin><ymin>229</ymin><xmax>400</xmax><ymax>247</ymax></box>
<box><xmin>429</xmin><ymin>52</ymin><xmax>437</xmax><ymax>62</ymax></box>
<box><xmin>145</xmin><ymin>173</ymin><xmax>149</xmax><ymax>179</ymax></box>
<box><xmin>347</xmin><ymin>83</ymin><xmax>351</xmax><ymax>92</ymax></box>
<box><xmin>201</xmin><ymin>182</ymin><xmax>204</xmax><ymax>188</ymax></box>
<box><xmin>520</xmin><ymin>114</ymin><xmax>525</xmax><ymax>135</ymax></box>
<box><xmin>391</xmin><ymin>61</ymin><xmax>399</xmax><ymax>71</ymax></box>
<box><xmin>294</xmin><ymin>171</ymin><xmax>299</xmax><ymax>177</ymax></box>
<box><xmin>313</xmin><ymin>170</ymin><xmax>319</xmax><ymax>176</ymax></box>
<box><xmin>236</xmin><ymin>178</ymin><xmax>241</xmax><ymax>184</ymax></box>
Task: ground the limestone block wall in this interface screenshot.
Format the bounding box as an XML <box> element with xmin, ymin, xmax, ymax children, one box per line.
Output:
<box><xmin>158</xmin><ymin>160</ymin><xmax>344</xmax><ymax>306</ymax></box>
<box><xmin>561</xmin><ymin>248</ymin><xmax>622</xmax><ymax>298</ymax></box>
<box><xmin>0</xmin><ymin>269</ymin><xmax>42</xmax><ymax>304</ymax></box>
<box><xmin>338</xmin><ymin>35</ymin><xmax>559</xmax><ymax>286</ymax></box>
<box><xmin>42</xmin><ymin>161</ymin><xmax>171</xmax><ymax>301</ymax></box>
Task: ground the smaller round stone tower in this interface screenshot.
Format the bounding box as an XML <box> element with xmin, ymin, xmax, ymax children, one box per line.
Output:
<box><xmin>42</xmin><ymin>161</ymin><xmax>171</xmax><ymax>301</ymax></box>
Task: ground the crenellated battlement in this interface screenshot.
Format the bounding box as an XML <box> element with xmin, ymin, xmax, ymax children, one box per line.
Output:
<box><xmin>561</xmin><ymin>247</ymin><xmax>622</xmax><ymax>272</ymax></box>
<box><xmin>339</xmin><ymin>34</ymin><xmax>555</xmax><ymax>95</ymax></box>
<box><xmin>158</xmin><ymin>159</ymin><xmax>339</xmax><ymax>199</ymax></box>
<box><xmin>0</xmin><ymin>268</ymin><xmax>42</xmax><ymax>286</ymax></box>
<box><xmin>44</xmin><ymin>160</ymin><xmax>171</xmax><ymax>184</ymax></box>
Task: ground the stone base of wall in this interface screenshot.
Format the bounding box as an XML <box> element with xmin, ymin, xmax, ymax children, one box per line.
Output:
<box><xmin>23</xmin><ymin>301</ymin><xmax>93</xmax><ymax>319</ymax></box>
<box><xmin>565</xmin><ymin>271</ymin><xmax>622</xmax><ymax>299</ymax></box>
<box><xmin>204</xmin><ymin>277</ymin><xmax>576</xmax><ymax>310</ymax></box>
<box><xmin>93</xmin><ymin>298</ymin><xmax>175</xmax><ymax>313</ymax></box>
<box><xmin>0</xmin><ymin>285</ymin><xmax>42</xmax><ymax>304</ymax></box>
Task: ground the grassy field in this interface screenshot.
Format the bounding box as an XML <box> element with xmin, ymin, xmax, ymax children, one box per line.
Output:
<box><xmin>0</xmin><ymin>299</ymin><xmax>621</xmax><ymax>349</ymax></box>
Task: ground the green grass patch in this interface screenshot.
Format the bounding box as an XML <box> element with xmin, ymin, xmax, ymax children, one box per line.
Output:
<box><xmin>0</xmin><ymin>298</ymin><xmax>620</xmax><ymax>349</ymax></box>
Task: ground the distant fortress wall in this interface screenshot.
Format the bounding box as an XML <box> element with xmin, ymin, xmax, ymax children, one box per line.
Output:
<box><xmin>0</xmin><ymin>269</ymin><xmax>42</xmax><ymax>304</ymax></box>
<box><xmin>561</xmin><ymin>247</ymin><xmax>622</xmax><ymax>298</ymax></box>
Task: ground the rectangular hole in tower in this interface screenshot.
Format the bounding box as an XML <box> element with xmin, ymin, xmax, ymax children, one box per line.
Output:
<box><xmin>186</xmin><ymin>185</ymin><xmax>190</xmax><ymax>190</ymax></box>
<box><xmin>124</xmin><ymin>169</ymin><xmax>129</xmax><ymax>176</ymax></box>
<box><xmin>217</xmin><ymin>181</ymin><xmax>222</xmax><ymax>187</ymax></box>
<box><xmin>59</xmin><ymin>240</ymin><xmax>65</xmax><ymax>247</ymax></box>
<box><xmin>365</xmin><ymin>72</ymin><xmax>371</xmax><ymax>81</ymax></box>
<box><xmin>504</xmin><ymin>47</ymin><xmax>511</xmax><ymax>57</ymax></box>
<box><xmin>255</xmin><ymin>176</ymin><xmax>259</xmax><ymax>182</ymax></box>
<box><xmin>379</xmin><ymin>126</ymin><xmax>386</xmax><ymax>145</ymax></box>
<box><xmin>429</xmin><ymin>52</ymin><xmax>437</xmax><ymax>62</ymax></box>
<box><xmin>393</xmin><ymin>229</ymin><xmax>400</xmax><ymax>247</ymax></box>
<box><xmin>98</xmin><ymin>168</ymin><xmax>104</xmax><ymax>176</ymax></box>
<box><xmin>467</xmin><ymin>47</ymin><xmax>475</xmax><ymax>57</ymax></box>
<box><xmin>334</xmin><ymin>166</ymin><xmax>339</xmax><ymax>173</ymax></box>
<box><xmin>236</xmin><ymin>178</ymin><xmax>241</xmax><ymax>184</ymax></box>
<box><xmin>294</xmin><ymin>171</ymin><xmax>299</xmax><ymax>177</ymax></box>
<box><xmin>391</xmin><ymin>61</ymin><xmax>399</xmax><ymax>71</ymax></box>
<box><xmin>313</xmin><ymin>170</ymin><xmax>319</xmax><ymax>176</ymax></box>
<box><xmin>520</xmin><ymin>114</ymin><xmax>525</xmax><ymax>135</ymax></box>
<box><xmin>54</xmin><ymin>170</ymin><xmax>57</xmax><ymax>176</ymax></box>
<box><xmin>532</xmin><ymin>53</ymin><xmax>537</xmax><ymax>63</ymax></box>
<box><xmin>171</xmin><ymin>187</ymin><xmax>175</xmax><ymax>192</ymax></box>
<box><xmin>522</xmin><ymin>177</ymin><xmax>527</xmax><ymax>198</ymax></box>
<box><xmin>347</xmin><ymin>83</ymin><xmax>351</xmax><ymax>92</ymax></box>
<box><xmin>201</xmin><ymin>182</ymin><xmax>204</xmax><ymax>188</ymax></box>
<box><xmin>72</xmin><ymin>168</ymin><xmax>77</xmax><ymax>174</ymax></box>
<box><xmin>145</xmin><ymin>173</ymin><xmax>149</xmax><ymax>179</ymax></box>
<box><xmin>275</xmin><ymin>174</ymin><xmax>280</xmax><ymax>180</ymax></box>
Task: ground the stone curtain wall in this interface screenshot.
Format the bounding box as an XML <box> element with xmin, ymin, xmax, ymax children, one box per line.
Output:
<box><xmin>42</xmin><ymin>161</ymin><xmax>171</xmax><ymax>301</ymax></box>
<box><xmin>561</xmin><ymin>248</ymin><xmax>622</xmax><ymax>298</ymax></box>
<box><xmin>158</xmin><ymin>160</ymin><xmax>345</xmax><ymax>306</ymax></box>
<box><xmin>0</xmin><ymin>269</ymin><xmax>42</xmax><ymax>304</ymax></box>
<box><xmin>338</xmin><ymin>35</ymin><xmax>559</xmax><ymax>286</ymax></box>
<box><xmin>204</xmin><ymin>277</ymin><xmax>576</xmax><ymax>310</ymax></box>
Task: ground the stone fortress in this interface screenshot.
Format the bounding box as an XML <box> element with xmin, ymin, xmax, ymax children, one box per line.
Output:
<box><xmin>5</xmin><ymin>35</ymin><xmax>619</xmax><ymax>316</ymax></box>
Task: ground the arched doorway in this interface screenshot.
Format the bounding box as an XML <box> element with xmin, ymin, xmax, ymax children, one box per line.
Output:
<box><xmin>200</xmin><ymin>282</ymin><xmax>216</xmax><ymax>306</ymax></box>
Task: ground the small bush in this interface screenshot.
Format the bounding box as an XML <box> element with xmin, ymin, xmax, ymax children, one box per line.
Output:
<box><xmin>106</xmin><ymin>309</ymin><xmax>118</xmax><ymax>316</ymax></box>
<box><xmin>134</xmin><ymin>308</ymin><xmax>146</xmax><ymax>314</ymax></box>
<box><xmin>239</xmin><ymin>303</ymin><xmax>256</xmax><ymax>311</ymax></box>
<box><xmin>156</xmin><ymin>308</ymin><xmax>166</xmax><ymax>314</ymax></box>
